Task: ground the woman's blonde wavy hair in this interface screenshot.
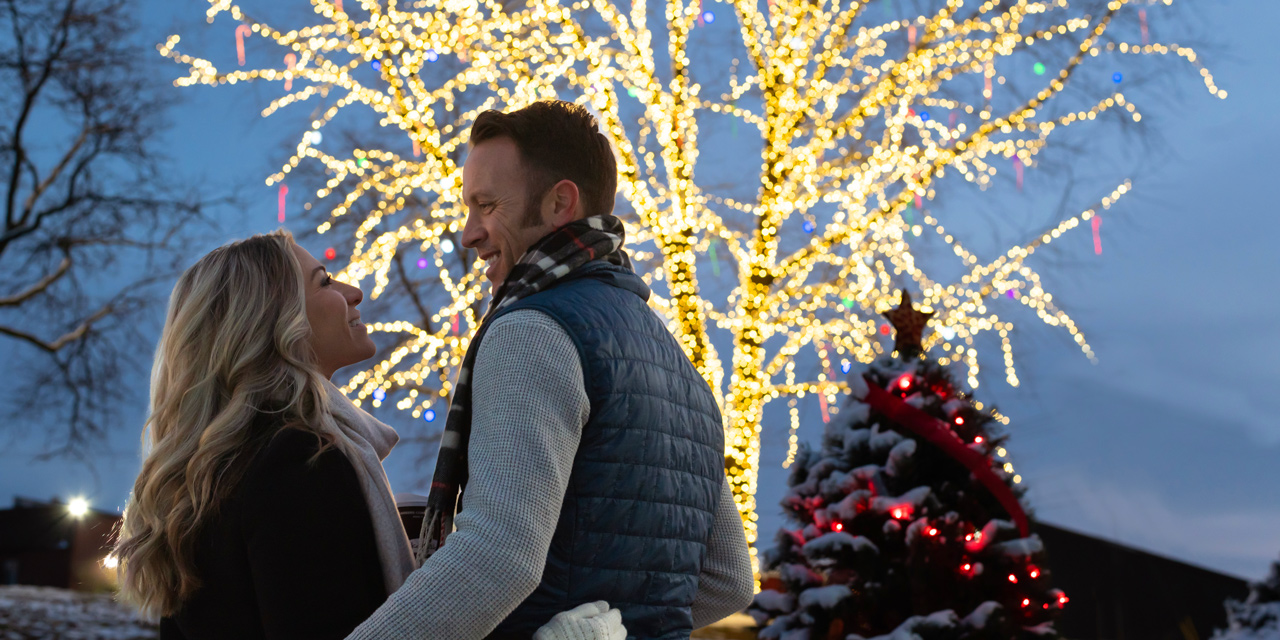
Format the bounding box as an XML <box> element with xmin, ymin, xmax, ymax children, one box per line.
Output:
<box><xmin>114</xmin><ymin>229</ymin><xmax>355</xmax><ymax>618</ymax></box>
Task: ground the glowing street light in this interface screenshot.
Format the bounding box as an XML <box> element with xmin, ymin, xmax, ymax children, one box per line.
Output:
<box><xmin>67</xmin><ymin>497</ymin><xmax>90</xmax><ymax>518</ymax></box>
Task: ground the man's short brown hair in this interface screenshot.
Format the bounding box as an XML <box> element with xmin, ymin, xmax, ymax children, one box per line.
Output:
<box><xmin>469</xmin><ymin>101</ymin><xmax>618</xmax><ymax>224</ymax></box>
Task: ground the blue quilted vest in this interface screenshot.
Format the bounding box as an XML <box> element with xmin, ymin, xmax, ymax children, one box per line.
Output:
<box><xmin>485</xmin><ymin>261</ymin><xmax>725</xmax><ymax>640</ymax></box>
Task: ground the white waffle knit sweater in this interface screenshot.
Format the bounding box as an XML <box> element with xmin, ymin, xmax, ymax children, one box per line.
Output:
<box><xmin>346</xmin><ymin>310</ymin><xmax>754</xmax><ymax>639</ymax></box>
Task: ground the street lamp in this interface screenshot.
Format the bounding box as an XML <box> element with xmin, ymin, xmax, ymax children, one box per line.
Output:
<box><xmin>67</xmin><ymin>497</ymin><xmax>89</xmax><ymax>518</ymax></box>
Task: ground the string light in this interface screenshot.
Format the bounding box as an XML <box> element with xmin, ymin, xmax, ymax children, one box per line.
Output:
<box><xmin>160</xmin><ymin>0</ymin><xmax>1223</xmax><ymax>576</ymax></box>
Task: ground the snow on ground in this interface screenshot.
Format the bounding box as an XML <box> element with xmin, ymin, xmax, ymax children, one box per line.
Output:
<box><xmin>0</xmin><ymin>586</ymin><xmax>156</xmax><ymax>640</ymax></box>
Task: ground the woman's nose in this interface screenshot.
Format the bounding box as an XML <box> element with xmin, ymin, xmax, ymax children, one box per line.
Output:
<box><xmin>345</xmin><ymin>283</ymin><xmax>364</xmax><ymax>306</ymax></box>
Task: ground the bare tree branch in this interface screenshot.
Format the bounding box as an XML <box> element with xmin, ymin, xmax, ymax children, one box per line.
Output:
<box><xmin>0</xmin><ymin>252</ymin><xmax>69</xmax><ymax>306</ymax></box>
<box><xmin>0</xmin><ymin>298</ymin><xmax>110</xmax><ymax>351</ymax></box>
<box><xmin>0</xmin><ymin>0</ymin><xmax>216</xmax><ymax>458</ymax></box>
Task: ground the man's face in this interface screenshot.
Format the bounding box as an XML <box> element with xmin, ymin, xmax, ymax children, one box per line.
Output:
<box><xmin>460</xmin><ymin>137</ymin><xmax>558</xmax><ymax>292</ymax></box>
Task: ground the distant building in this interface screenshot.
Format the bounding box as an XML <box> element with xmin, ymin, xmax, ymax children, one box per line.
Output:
<box><xmin>1037</xmin><ymin>521</ymin><xmax>1250</xmax><ymax>640</ymax></box>
<box><xmin>0</xmin><ymin>496</ymin><xmax>120</xmax><ymax>592</ymax></box>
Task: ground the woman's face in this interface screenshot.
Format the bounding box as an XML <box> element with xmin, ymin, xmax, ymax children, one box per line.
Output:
<box><xmin>291</xmin><ymin>243</ymin><xmax>376</xmax><ymax>378</ymax></box>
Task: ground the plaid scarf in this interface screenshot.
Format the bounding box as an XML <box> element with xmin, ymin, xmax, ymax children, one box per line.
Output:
<box><xmin>415</xmin><ymin>214</ymin><xmax>631</xmax><ymax>564</ymax></box>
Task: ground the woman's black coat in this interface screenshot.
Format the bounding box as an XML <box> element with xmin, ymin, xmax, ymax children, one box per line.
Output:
<box><xmin>159</xmin><ymin>424</ymin><xmax>388</xmax><ymax>640</ymax></box>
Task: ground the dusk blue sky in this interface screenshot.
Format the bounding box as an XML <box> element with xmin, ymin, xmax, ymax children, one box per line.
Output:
<box><xmin>2</xmin><ymin>0</ymin><xmax>1277</xmax><ymax>581</ymax></box>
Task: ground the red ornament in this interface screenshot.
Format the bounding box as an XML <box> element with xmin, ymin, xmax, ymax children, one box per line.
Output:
<box><xmin>324</xmin><ymin>247</ymin><xmax>337</xmax><ymax>260</ymax></box>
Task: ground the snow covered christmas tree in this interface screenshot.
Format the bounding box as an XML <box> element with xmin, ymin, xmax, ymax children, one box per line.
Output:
<box><xmin>748</xmin><ymin>291</ymin><xmax>1065</xmax><ymax>640</ymax></box>
<box><xmin>1215</xmin><ymin>556</ymin><xmax>1280</xmax><ymax>640</ymax></box>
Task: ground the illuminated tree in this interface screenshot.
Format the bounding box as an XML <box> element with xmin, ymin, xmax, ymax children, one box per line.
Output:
<box><xmin>747</xmin><ymin>293</ymin><xmax>1064</xmax><ymax>639</ymax></box>
<box><xmin>160</xmin><ymin>0</ymin><xmax>1223</xmax><ymax>564</ymax></box>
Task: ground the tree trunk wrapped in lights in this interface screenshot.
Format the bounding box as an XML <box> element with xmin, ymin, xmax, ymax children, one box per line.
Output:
<box><xmin>160</xmin><ymin>0</ymin><xmax>1223</xmax><ymax>567</ymax></box>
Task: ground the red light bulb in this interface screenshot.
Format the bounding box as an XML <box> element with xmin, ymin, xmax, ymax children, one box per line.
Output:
<box><xmin>1008</xmin><ymin>574</ymin><xmax>1018</xmax><ymax>584</ymax></box>
<box><xmin>954</xmin><ymin>416</ymin><xmax>965</xmax><ymax>426</ymax></box>
<box><xmin>974</xmin><ymin>436</ymin><xmax>984</xmax><ymax>444</ymax></box>
<box><xmin>1059</xmin><ymin>595</ymin><xmax>1069</xmax><ymax>604</ymax></box>
<box><xmin>1029</xmin><ymin>566</ymin><xmax>1040</xmax><ymax>579</ymax></box>
<box><xmin>897</xmin><ymin>375</ymin><xmax>912</xmax><ymax>390</ymax></box>
<box><xmin>324</xmin><ymin>247</ymin><xmax>337</xmax><ymax>260</ymax></box>
<box><xmin>892</xmin><ymin>508</ymin><xmax>904</xmax><ymax>519</ymax></box>
<box><xmin>1021</xmin><ymin>598</ymin><xmax>1030</xmax><ymax>608</ymax></box>
<box><xmin>833</xmin><ymin>522</ymin><xmax>843</xmax><ymax>531</ymax></box>
<box><xmin>961</xmin><ymin>563</ymin><xmax>971</xmax><ymax>572</ymax></box>
<box><xmin>927</xmin><ymin>527</ymin><xmax>938</xmax><ymax>536</ymax></box>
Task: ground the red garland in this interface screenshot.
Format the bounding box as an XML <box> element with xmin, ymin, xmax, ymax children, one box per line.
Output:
<box><xmin>862</xmin><ymin>376</ymin><xmax>1030</xmax><ymax>536</ymax></box>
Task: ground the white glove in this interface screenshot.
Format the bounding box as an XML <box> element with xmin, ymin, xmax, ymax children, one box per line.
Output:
<box><xmin>532</xmin><ymin>601</ymin><xmax>627</xmax><ymax>640</ymax></box>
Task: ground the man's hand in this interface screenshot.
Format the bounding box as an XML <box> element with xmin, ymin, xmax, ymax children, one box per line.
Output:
<box><xmin>532</xmin><ymin>601</ymin><xmax>627</xmax><ymax>640</ymax></box>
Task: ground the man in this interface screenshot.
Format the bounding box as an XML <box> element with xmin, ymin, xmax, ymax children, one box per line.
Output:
<box><xmin>347</xmin><ymin>101</ymin><xmax>753</xmax><ymax>639</ymax></box>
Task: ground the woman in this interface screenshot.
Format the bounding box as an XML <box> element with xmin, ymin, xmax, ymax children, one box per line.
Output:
<box><xmin>112</xmin><ymin>230</ymin><xmax>624</xmax><ymax>639</ymax></box>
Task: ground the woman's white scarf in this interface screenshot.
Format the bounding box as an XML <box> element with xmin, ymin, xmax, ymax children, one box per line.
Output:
<box><xmin>323</xmin><ymin>379</ymin><xmax>417</xmax><ymax>595</ymax></box>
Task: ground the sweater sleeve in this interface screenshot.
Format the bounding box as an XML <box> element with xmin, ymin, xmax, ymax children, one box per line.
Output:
<box><xmin>345</xmin><ymin>309</ymin><xmax>590</xmax><ymax>640</ymax></box>
<box><xmin>241</xmin><ymin>430</ymin><xmax>388</xmax><ymax>640</ymax></box>
<box><xmin>690</xmin><ymin>476</ymin><xmax>757</xmax><ymax>629</ymax></box>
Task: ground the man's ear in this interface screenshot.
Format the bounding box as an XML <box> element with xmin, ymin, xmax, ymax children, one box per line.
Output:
<box><xmin>549</xmin><ymin>179</ymin><xmax>580</xmax><ymax>227</ymax></box>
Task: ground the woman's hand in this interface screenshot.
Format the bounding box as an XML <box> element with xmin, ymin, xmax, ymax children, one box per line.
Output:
<box><xmin>532</xmin><ymin>601</ymin><xmax>627</xmax><ymax>640</ymax></box>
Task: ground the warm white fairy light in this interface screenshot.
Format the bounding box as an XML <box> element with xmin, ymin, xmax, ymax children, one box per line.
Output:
<box><xmin>163</xmin><ymin>0</ymin><xmax>1221</xmax><ymax>575</ymax></box>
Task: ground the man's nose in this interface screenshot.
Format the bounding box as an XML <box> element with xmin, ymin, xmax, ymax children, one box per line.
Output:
<box><xmin>460</xmin><ymin>211</ymin><xmax>484</xmax><ymax>249</ymax></box>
